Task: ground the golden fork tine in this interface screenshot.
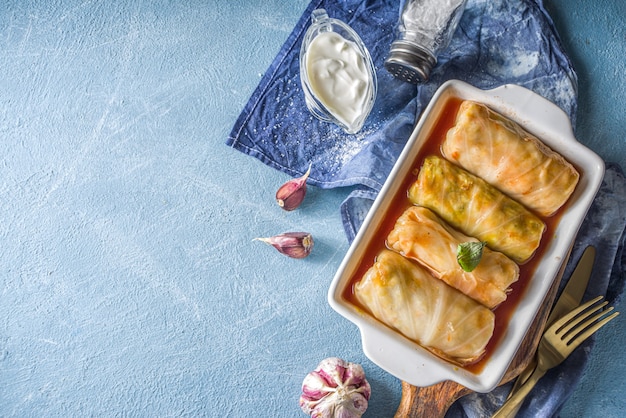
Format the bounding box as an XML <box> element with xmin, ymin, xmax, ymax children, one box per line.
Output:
<box><xmin>562</xmin><ymin>309</ymin><xmax>619</xmax><ymax>348</ymax></box>
<box><xmin>556</xmin><ymin>296</ymin><xmax>609</xmax><ymax>336</ymax></box>
<box><xmin>549</xmin><ymin>295</ymin><xmax>605</xmax><ymax>335</ymax></box>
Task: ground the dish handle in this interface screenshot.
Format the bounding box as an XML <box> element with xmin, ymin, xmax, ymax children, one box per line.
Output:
<box><xmin>486</xmin><ymin>83</ymin><xmax>576</xmax><ymax>140</ymax></box>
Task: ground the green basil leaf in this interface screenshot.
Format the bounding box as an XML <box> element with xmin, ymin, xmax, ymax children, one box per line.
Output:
<box><xmin>457</xmin><ymin>241</ymin><xmax>487</xmax><ymax>272</ymax></box>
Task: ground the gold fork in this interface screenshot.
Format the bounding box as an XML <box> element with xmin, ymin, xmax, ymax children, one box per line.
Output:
<box><xmin>492</xmin><ymin>295</ymin><xmax>619</xmax><ymax>418</ymax></box>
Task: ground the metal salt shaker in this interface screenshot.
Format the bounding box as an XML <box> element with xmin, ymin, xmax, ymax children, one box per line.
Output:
<box><xmin>385</xmin><ymin>0</ymin><xmax>467</xmax><ymax>84</ymax></box>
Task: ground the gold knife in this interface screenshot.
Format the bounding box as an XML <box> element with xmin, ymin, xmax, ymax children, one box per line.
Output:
<box><xmin>505</xmin><ymin>245</ymin><xmax>596</xmax><ymax>402</ymax></box>
<box><xmin>545</xmin><ymin>245</ymin><xmax>596</xmax><ymax>326</ymax></box>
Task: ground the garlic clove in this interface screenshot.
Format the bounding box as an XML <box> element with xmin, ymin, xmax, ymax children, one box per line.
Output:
<box><xmin>299</xmin><ymin>357</ymin><xmax>371</xmax><ymax>418</ymax></box>
<box><xmin>276</xmin><ymin>164</ymin><xmax>312</xmax><ymax>211</ymax></box>
<box><xmin>254</xmin><ymin>232</ymin><xmax>314</xmax><ymax>259</ymax></box>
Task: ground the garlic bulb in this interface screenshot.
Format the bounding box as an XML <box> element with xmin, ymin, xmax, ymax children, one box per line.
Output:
<box><xmin>299</xmin><ymin>357</ymin><xmax>371</xmax><ymax>418</ymax></box>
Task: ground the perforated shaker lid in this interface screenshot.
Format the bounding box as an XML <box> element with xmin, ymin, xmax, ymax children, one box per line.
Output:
<box><xmin>384</xmin><ymin>41</ymin><xmax>436</xmax><ymax>84</ymax></box>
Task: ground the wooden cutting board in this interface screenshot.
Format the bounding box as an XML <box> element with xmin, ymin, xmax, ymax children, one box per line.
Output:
<box><xmin>394</xmin><ymin>253</ymin><xmax>569</xmax><ymax>418</ymax></box>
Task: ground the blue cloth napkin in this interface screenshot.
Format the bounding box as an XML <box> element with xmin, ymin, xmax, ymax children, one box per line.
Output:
<box><xmin>227</xmin><ymin>0</ymin><xmax>626</xmax><ymax>416</ymax></box>
<box><xmin>227</xmin><ymin>0</ymin><xmax>579</xmax><ymax>241</ymax></box>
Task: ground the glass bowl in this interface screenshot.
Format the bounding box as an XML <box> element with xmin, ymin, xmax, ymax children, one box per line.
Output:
<box><xmin>299</xmin><ymin>9</ymin><xmax>377</xmax><ymax>134</ymax></box>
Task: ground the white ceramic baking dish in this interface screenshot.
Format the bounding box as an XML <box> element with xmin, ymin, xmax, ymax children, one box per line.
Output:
<box><xmin>327</xmin><ymin>79</ymin><xmax>605</xmax><ymax>393</ymax></box>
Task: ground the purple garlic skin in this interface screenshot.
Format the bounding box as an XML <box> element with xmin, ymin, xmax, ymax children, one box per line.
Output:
<box><xmin>276</xmin><ymin>164</ymin><xmax>311</xmax><ymax>211</ymax></box>
<box><xmin>299</xmin><ymin>357</ymin><xmax>371</xmax><ymax>418</ymax></box>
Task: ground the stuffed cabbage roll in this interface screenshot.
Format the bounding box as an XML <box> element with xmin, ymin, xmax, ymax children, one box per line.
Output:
<box><xmin>387</xmin><ymin>206</ymin><xmax>519</xmax><ymax>308</ymax></box>
<box><xmin>442</xmin><ymin>101</ymin><xmax>579</xmax><ymax>216</ymax></box>
<box><xmin>409</xmin><ymin>156</ymin><xmax>545</xmax><ymax>263</ymax></box>
<box><xmin>354</xmin><ymin>250</ymin><xmax>494</xmax><ymax>365</ymax></box>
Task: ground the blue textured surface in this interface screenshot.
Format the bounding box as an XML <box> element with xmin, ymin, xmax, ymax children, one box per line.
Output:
<box><xmin>0</xmin><ymin>1</ymin><xmax>624</xmax><ymax>418</ymax></box>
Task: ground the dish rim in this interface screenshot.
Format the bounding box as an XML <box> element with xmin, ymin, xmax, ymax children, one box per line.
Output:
<box><xmin>327</xmin><ymin>79</ymin><xmax>605</xmax><ymax>393</ymax></box>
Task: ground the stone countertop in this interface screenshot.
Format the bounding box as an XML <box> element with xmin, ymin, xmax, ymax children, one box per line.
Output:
<box><xmin>0</xmin><ymin>0</ymin><xmax>624</xmax><ymax>416</ymax></box>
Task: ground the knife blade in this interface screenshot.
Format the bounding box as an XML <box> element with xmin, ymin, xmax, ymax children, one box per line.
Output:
<box><xmin>545</xmin><ymin>245</ymin><xmax>596</xmax><ymax>327</ymax></box>
<box><xmin>506</xmin><ymin>245</ymin><xmax>596</xmax><ymax>400</ymax></box>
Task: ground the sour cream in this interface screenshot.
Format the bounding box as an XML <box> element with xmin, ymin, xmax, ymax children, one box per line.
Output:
<box><xmin>304</xmin><ymin>31</ymin><xmax>373</xmax><ymax>131</ymax></box>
